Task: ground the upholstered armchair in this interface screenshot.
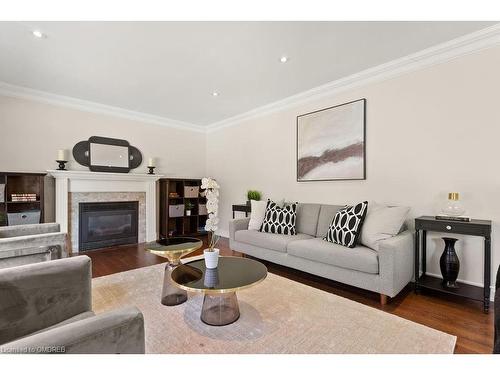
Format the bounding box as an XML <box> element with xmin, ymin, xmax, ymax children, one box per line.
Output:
<box><xmin>0</xmin><ymin>256</ymin><xmax>145</xmax><ymax>354</ymax></box>
<box><xmin>0</xmin><ymin>223</ymin><xmax>67</xmax><ymax>269</ymax></box>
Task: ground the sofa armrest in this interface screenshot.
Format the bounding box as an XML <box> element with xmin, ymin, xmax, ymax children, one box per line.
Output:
<box><xmin>0</xmin><ymin>256</ymin><xmax>92</xmax><ymax>345</ymax></box>
<box><xmin>0</xmin><ymin>306</ymin><xmax>145</xmax><ymax>354</ymax></box>
<box><xmin>229</xmin><ymin>218</ymin><xmax>250</xmax><ymax>241</ymax></box>
<box><xmin>0</xmin><ymin>232</ymin><xmax>67</xmax><ymax>252</ymax></box>
<box><xmin>0</xmin><ymin>223</ymin><xmax>61</xmax><ymax>238</ymax></box>
<box><xmin>378</xmin><ymin>230</ymin><xmax>414</xmax><ymax>298</ymax></box>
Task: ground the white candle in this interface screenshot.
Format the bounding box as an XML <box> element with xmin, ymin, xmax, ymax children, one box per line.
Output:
<box><xmin>57</xmin><ymin>149</ymin><xmax>67</xmax><ymax>161</ymax></box>
<box><xmin>148</xmin><ymin>157</ymin><xmax>155</xmax><ymax>167</ymax></box>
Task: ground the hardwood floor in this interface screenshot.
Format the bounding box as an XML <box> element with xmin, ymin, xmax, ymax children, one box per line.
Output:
<box><xmin>81</xmin><ymin>237</ymin><xmax>494</xmax><ymax>354</ymax></box>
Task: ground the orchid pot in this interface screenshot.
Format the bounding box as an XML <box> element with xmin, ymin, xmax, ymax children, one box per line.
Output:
<box><xmin>204</xmin><ymin>248</ymin><xmax>220</xmax><ymax>269</ymax></box>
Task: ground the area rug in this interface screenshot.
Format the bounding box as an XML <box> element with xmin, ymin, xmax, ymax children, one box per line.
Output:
<box><xmin>92</xmin><ymin>262</ymin><xmax>456</xmax><ymax>354</ymax></box>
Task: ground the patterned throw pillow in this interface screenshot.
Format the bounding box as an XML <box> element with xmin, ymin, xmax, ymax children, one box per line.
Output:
<box><xmin>324</xmin><ymin>201</ymin><xmax>368</xmax><ymax>248</ymax></box>
<box><xmin>259</xmin><ymin>200</ymin><xmax>297</xmax><ymax>235</ymax></box>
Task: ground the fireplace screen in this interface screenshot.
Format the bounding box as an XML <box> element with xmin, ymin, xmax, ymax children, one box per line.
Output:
<box><xmin>79</xmin><ymin>201</ymin><xmax>138</xmax><ymax>251</ymax></box>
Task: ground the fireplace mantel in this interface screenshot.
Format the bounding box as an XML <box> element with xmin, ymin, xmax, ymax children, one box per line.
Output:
<box><xmin>47</xmin><ymin>170</ymin><xmax>163</xmax><ymax>247</ymax></box>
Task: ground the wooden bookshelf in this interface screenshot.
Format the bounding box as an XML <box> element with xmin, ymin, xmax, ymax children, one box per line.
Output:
<box><xmin>0</xmin><ymin>172</ymin><xmax>46</xmax><ymax>226</ymax></box>
<box><xmin>159</xmin><ymin>178</ymin><xmax>208</xmax><ymax>239</ymax></box>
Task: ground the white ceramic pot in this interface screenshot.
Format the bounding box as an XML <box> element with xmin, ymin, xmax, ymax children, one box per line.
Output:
<box><xmin>204</xmin><ymin>248</ymin><xmax>220</xmax><ymax>269</ymax></box>
<box><xmin>186</xmin><ymin>210</ymin><xmax>191</xmax><ymax>216</ymax></box>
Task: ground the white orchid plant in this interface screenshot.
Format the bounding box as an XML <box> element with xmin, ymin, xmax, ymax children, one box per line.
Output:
<box><xmin>201</xmin><ymin>177</ymin><xmax>220</xmax><ymax>252</ymax></box>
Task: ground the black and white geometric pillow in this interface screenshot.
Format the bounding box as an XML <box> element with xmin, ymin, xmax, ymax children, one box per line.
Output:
<box><xmin>259</xmin><ymin>200</ymin><xmax>297</xmax><ymax>235</ymax></box>
<box><xmin>324</xmin><ymin>201</ymin><xmax>368</xmax><ymax>248</ymax></box>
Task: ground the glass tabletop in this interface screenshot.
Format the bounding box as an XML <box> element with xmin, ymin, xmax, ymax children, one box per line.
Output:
<box><xmin>145</xmin><ymin>237</ymin><xmax>203</xmax><ymax>258</ymax></box>
<box><xmin>171</xmin><ymin>256</ymin><xmax>267</xmax><ymax>294</ymax></box>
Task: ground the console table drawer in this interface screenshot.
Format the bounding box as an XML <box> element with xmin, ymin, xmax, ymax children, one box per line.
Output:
<box><xmin>415</xmin><ymin>219</ymin><xmax>490</xmax><ymax>237</ymax></box>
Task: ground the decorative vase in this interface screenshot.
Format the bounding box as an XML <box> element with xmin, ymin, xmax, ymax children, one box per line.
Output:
<box><xmin>204</xmin><ymin>248</ymin><xmax>220</xmax><ymax>269</ymax></box>
<box><xmin>186</xmin><ymin>210</ymin><xmax>191</xmax><ymax>216</ymax></box>
<box><xmin>441</xmin><ymin>192</ymin><xmax>465</xmax><ymax>217</ymax></box>
<box><xmin>440</xmin><ymin>237</ymin><xmax>460</xmax><ymax>288</ymax></box>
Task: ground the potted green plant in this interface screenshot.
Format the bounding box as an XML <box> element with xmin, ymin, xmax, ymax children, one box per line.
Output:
<box><xmin>246</xmin><ymin>190</ymin><xmax>261</xmax><ymax>206</ymax></box>
<box><xmin>185</xmin><ymin>201</ymin><xmax>195</xmax><ymax>216</ymax></box>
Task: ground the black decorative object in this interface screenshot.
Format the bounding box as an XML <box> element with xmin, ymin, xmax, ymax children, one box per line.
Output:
<box><xmin>148</xmin><ymin>166</ymin><xmax>156</xmax><ymax>175</ymax></box>
<box><xmin>439</xmin><ymin>237</ymin><xmax>460</xmax><ymax>288</ymax></box>
<box><xmin>72</xmin><ymin>136</ymin><xmax>143</xmax><ymax>173</ymax></box>
<box><xmin>56</xmin><ymin>160</ymin><xmax>67</xmax><ymax>170</ymax></box>
<box><xmin>414</xmin><ymin>216</ymin><xmax>492</xmax><ymax>313</ymax></box>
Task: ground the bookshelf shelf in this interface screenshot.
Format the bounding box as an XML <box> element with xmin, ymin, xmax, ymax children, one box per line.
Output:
<box><xmin>0</xmin><ymin>172</ymin><xmax>46</xmax><ymax>227</ymax></box>
<box><xmin>159</xmin><ymin>178</ymin><xmax>208</xmax><ymax>239</ymax></box>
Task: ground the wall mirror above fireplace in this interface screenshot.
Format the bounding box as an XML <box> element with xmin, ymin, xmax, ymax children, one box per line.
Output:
<box><xmin>73</xmin><ymin>136</ymin><xmax>143</xmax><ymax>173</ymax></box>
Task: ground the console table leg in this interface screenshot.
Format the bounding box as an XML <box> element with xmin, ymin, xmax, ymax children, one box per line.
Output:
<box><xmin>414</xmin><ymin>229</ymin><xmax>420</xmax><ymax>292</ymax></box>
<box><xmin>484</xmin><ymin>237</ymin><xmax>491</xmax><ymax>313</ymax></box>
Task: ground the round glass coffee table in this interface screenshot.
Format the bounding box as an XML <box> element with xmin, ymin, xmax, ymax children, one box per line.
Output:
<box><xmin>171</xmin><ymin>256</ymin><xmax>267</xmax><ymax>326</ymax></box>
<box><xmin>146</xmin><ymin>237</ymin><xmax>203</xmax><ymax>306</ymax></box>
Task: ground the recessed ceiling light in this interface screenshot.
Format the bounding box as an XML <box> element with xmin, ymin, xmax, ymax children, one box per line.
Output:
<box><xmin>212</xmin><ymin>91</ymin><xmax>219</xmax><ymax>97</ymax></box>
<box><xmin>280</xmin><ymin>56</ymin><xmax>289</xmax><ymax>63</ymax></box>
<box><xmin>32</xmin><ymin>30</ymin><xmax>44</xmax><ymax>38</ymax></box>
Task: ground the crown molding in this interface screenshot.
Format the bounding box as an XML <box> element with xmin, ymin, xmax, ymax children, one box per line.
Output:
<box><xmin>206</xmin><ymin>23</ymin><xmax>500</xmax><ymax>133</ymax></box>
<box><xmin>1</xmin><ymin>24</ymin><xmax>499</xmax><ymax>135</ymax></box>
<box><xmin>0</xmin><ymin>82</ymin><xmax>206</xmax><ymax>133</ymax></box>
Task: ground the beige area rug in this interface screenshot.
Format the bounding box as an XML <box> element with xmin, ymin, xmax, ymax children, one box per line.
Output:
<box><xmin>92</xmin><ymin>262</ymin><xmax>456</xmax><ymax>354</ymax></box>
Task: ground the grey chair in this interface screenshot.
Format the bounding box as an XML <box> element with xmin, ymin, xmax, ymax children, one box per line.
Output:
<box><xmin>0</xmin><ymin>256</ymin><xmax>145</xmax><ymax>354</ymax></box>
<box><xmin>0</xmin><ymin>223</ymin><xmax>67</xmax><ymax>269</ymax></box>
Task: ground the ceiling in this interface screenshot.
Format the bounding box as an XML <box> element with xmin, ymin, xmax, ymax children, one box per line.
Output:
<box><xmin>0</xmin><ymin>21</ymin><xmax>495</xmax><ymax>126</ymax></box>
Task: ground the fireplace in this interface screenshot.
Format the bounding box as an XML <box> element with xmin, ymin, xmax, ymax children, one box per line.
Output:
<box><xmin>79</xmin><ymin>201</ymin><xmax>139</xmax><ymax>251</ymax></box>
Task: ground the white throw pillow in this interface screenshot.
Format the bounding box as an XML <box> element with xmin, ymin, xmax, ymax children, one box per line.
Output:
<box><xmin>248</xmin><ymin>200</ymin><xmax>267</xmax><ymax>231</ymax></box>
<box><xmin>360</xmin><ymin>201</ymin><xmax>410</xmax><ymax>250</ymax></box>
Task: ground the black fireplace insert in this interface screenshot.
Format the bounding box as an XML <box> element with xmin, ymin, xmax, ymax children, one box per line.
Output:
<box><xmin>79</xmin><ymin>201</ymin><xmax>139</xmax><ymax>251</ymax></box>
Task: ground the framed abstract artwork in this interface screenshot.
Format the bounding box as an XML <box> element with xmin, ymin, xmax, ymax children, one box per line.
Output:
<box><xmin>297</xmin><ymin>98</ymin><xmax>366</xmax><ymax>182</ymax></box>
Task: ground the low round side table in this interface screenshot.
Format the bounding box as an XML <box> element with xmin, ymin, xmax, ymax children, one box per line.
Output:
<box><xmin>171</xmin><ymin>256</ymin><xmax>267</xmax><ymax>326</ymax></box>
<box><xmin>146</xmin><ymin>237</ymin><xmax>203</xmax><ymax>306</ymax></box>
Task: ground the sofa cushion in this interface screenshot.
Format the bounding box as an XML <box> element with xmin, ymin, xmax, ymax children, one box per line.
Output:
<box><xmin>235</xmin><ymin>230</ymin><xmax>312</xmax><ymax>253</ymax></box>
<box><xmin>248</xmin><ymin>200</ymin><xmax>267</xmax><ymax>230</ymax></box>
<box><xmin>296</xmin><ymin>204</ymin><xmax>321</xmax><ymax>236</ymax></box>
<box><xmin>287</xmin><ymin>237</ymin><xmax>379</xmax><ymax>274</ymax></box>
<box><xmin>360</xmin><ymin>201</ymin><xmax>410</xmax><ymax>250</ymax></box>
<box><xmin>260</xmin><ymin>200</ymin><xmax>297</xmax><ymax>235</ymax></box>
<box><xmin>324</xmin><ymin>201</ymin><xmax>368</xmax><ymax>248</ymax></box>
<box><xmin>315</xmin><ymin>204</ymin><xmax>344</xmax><ymax>237</ymax></box>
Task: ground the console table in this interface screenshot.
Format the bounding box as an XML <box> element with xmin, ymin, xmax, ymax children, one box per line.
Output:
<box><xmin>232</xmin><ymin>204</ymin><xmax>251</xmax><ymax>219</ymax></box>
<box><xmin>414</xmin><ymin>216</ymin><xmax>492</xmax><ymax>312</ymax></box>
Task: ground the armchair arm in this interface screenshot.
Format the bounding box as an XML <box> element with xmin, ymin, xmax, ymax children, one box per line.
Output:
<box><xmin>0</xmin><ymin>256</ymin><xmax>92</xmax><ymax>345</ymax></box>
<box><xmin>378</xmin><ymin>230</ymin><xmax>414</xmax><ymax>298</ymax></box>
<box><xmin>0</xmin><ymin>307</ymin><xmax>145</xmax><ymax>354</ymax></box>
<box><xmin>229</xmin><ymin>218</ymin><xmax>250</xmax><ymax>241</ymax></box>
<box><xmin>0</xmin><ymin>223</ymin><xmax>61</xmax><ymax>238</ymax></box>
<box><xmin>0</xmin><ymin>232</ymin><xmax>67</xmax><ymax>252</ymax></box>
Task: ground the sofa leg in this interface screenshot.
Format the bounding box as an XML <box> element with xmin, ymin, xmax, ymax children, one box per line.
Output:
<box><xmin>380</xmin><ymin>294</ymin><xmax>388</xmax><ymax>305</ymax></box>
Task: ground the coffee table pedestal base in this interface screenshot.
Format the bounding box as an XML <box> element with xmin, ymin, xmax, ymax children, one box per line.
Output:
<box><xmin>201</xmin><ymin>292</ymin><xmax>240</xmax><ymax>326</ymax></box>
<box><xmin>161</xmin><ymin>263</ymin><xmax>187</xmax><ymax>306</ymax></box>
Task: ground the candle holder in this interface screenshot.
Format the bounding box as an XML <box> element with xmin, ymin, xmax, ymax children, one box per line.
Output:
<box><xmin>56</xmin><ymin>160</ymin><xmax>67</xmax><ymax>171</ymax></box>
<box><xmin>147</xmin><ymin>166</ymin><xmax>155</xmax><ymax>175</ymax></box>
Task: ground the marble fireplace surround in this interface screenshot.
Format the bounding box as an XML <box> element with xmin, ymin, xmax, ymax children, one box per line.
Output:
<box><xmin>48</xmin><ymin>170</ymin><xmax>162</xmax><ymax>252</ymax></box>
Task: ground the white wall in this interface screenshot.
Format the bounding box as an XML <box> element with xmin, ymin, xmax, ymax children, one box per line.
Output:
<box><xmin>206</xmin><ymin>46</ymin><xmax>500</xmax><ymax>292</ymax></box>
<box><xmin>0</xmin><ymin>95</ymin><xmax>206</xmax><ymax>221</ymax></box>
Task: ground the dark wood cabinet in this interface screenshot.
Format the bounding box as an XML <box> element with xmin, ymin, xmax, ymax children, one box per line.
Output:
<box><xmin>0</xmin><ymin>172</ymin><xmax>46</xmax><ymax>226</ymax></box>
<box><xmin>159</xmin><ymin>178</ymin><xmax>207</xmax><ymax>238</ymax></box>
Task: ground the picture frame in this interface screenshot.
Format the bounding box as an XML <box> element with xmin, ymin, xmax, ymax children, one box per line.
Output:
<box><xmin>296</xmin><ymin>98</ymin><xmax>366</xmax><ymax>182</ymax></box>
